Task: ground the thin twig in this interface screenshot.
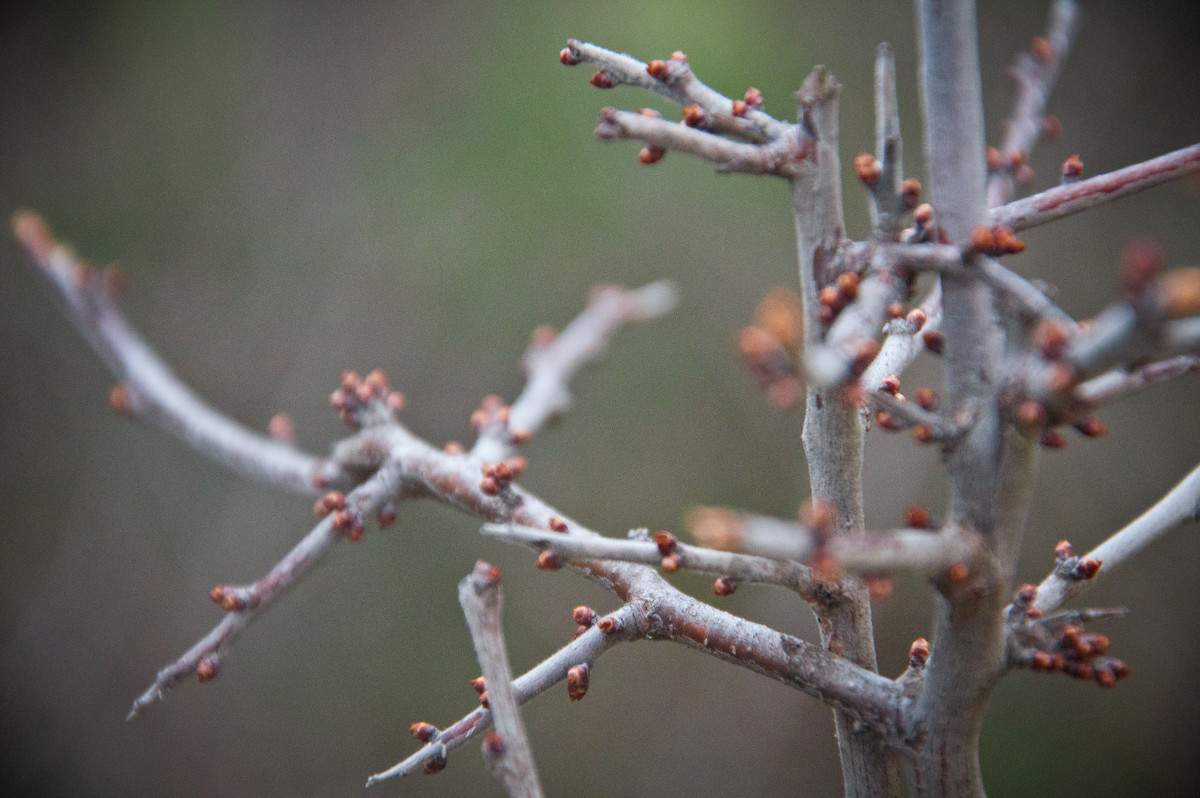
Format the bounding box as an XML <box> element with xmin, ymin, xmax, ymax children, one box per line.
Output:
<box><xmin>682</xmin><ymin>511</ymin><xmax>976</xmax><ymax>575</ymax></box>
<box><xmin>871</xmin><ymin>42</ymin><xmax>905</xmax><ymax>237</ymax></box>
<box><xmin>458</xmin><ymin>562</ymin><xmax>543</xmax><ymax>798</ymax></box>
<box><xmin>986</xmin><ymin>0</ymin><xmax>1082</xmax><ymax>208</ymax></box>
<box><xmin>367</xmin><ymin>606</ymin><xmax>638</xmax><ymax>785</ymax></box>
<box><xmin>594</xmin><ymin>108</ymin><xmax>798</xmax><ymax>176</ymax></box>
<box><xmin>481</xmin><ymin>522</ymin><xmax>815</xmax><ymax>592</ymax></box>
<box><xmin>562</xmin><ymin>39</ymin><xmax>789</xmax><ymax>141</ymax></box>
<box><xmin>990</xmin><ymin>143</ymin><xmax>1200</xmax><ymax>232</ymax></box>
<box><xmin>1033</xmin><ymin>463</ymin><xmax>1200</xmax><ymax>614</ymax></box>
<box><xmin>472</xmin><ymin>281</ymin><xmax>677</xmax><ymax>462</ymax></box>
<box><xmin>1076</xmin><ymin>356</ymin><xmax>1200</xmax><ymax>406</ymax></box>
<box><xmin>11</xmin><ymin>211</ymin><xmax>342</xmax><ymax>495</ymax></box>
<box><xmin>126</xmin><ymin>463</ymin><xmax>401</xmax><ymax>719</ymax></box>
<box><xmin>862</xmin><ymin>283</ymin><xmax>943</xmax><ymax>393</ymax></box>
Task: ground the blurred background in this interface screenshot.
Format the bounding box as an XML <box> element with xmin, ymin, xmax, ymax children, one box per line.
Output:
<box><xmin>2</xmin><ymin>2</ymin><xmax>1198</xmax><ymax>796</ymax></box>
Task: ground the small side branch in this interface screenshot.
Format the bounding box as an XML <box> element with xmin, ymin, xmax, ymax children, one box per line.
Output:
<box><xmin>562</xmin><ymin>39</ymin><xmax>789</xmax><ymax>141</ymax></box>
<box><xmin>986</xmin><ymin>0</ymin><xmax>1082</xmax><ymax>208</ymax></box>
<box><xmin>127</xmin><ymin>463</ymin><xmax>400</xmax><ymax>719</ymax></box>
<box><xmin>991</xmin><ymin>143</ymin><xmax>1200</xmax><ymax>232</ymax></box>
<box><xmin>594</xmin><ymin>108</ymin><xmax>798</xmax><ymax>176</ymax></box>
<box><xmin>1076</xmin><ymin>356</ymin><xmax>1199</xmax><ymax>407</ymax></box>
<box><xmin>472</xmin><ymin>281</ymin><xmax>677</xmax><ymax>462</ymax></box>
<box><xmin>686</xmin><ymin>511</ymin><xmax>977</xmax><ymax>576</ymax></box>
<box><xmin>481</xmin><ymin>522</ymin><xmax>815</xmax><ymax>593</ymax></box>
<box><xmin>11</xmin><ymin>211</ymin><xmax>341</xmax><ymax>495</ymax></box>
<box><xmin>367</xmin><ymin>606</ymin><xmax>638</xmax><ymax>785</ymax></box>
<box><xmin>458</xmin><ymin>563</ymin><xmax>543</xmax><ymax>798</ymax></box>
<box><xmin>1033</xmin><ymin>463</ymin><xmax>1200</xmax><ymax>614</ymax></box>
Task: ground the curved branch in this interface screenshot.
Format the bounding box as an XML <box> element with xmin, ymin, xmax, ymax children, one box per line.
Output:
<box><xmin>11</xmin><ymin>211</ymin><xmax>342</xmax><ymax>495</ymax></box>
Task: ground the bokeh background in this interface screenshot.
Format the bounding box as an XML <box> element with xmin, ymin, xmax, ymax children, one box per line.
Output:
<box><xmin>2</xmin><ymin>2</ymin><xmax>1199</xmax><ymax>796</ymax></box>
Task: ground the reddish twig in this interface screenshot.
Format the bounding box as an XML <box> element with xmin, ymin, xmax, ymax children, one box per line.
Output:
<box><xmin>990</xmin><ymin>143</ymin><xmax>1200</xmax><ymax>232</ymax></box>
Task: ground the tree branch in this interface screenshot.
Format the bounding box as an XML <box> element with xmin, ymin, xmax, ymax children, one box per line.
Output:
<box><xmin>458</xmin><ymin>562</ymin><xmax>543</xmax><ymax>798</ymax></box>
<box><xmin>594</xmin><ymin>108</ymin><xmax>798</xmax><ymax>176</ymax></box>
<box><xmin>471</xmin><ymin>280</ymin><xmax>677</xmax><ymax>463</ymax></box>
<box><xmin>126</xmin><ymin>462</ymin><xmax>401</xmax><ymax>719</ymax></box>
<box><xmin>1032</xmin><ymin>463</ymin><xmax>1200</xmax><ymax>614</ymax></box>
<box><xmin>990</xmin><ymin>143</ymin><xmax>1200</xmax><ymax>232</ymax></box>
<box><xmin>986</xmin><ymin>0</ymin><xmax>1082</xmax><ymax>208</ymax></box>
<box><xmin>1076</xmin><ymin>355</ymin><xmax>1199</xmax><ymax>407</ymax></box>
<box><xmin>11</xmin><ymin>211</ymin><xmax>343</xmax><ymax>495</ymax></box>
<box><xmin>562</xmin><ymin>39</ymin><xmax>790</xmax><ymax>141</ymax></box>
<box><xmin>481</xmin><ymin>522</ymin><xmax>816</xmax><ymax>593</ymax></box>
<box><xmin>367</xmin><ymin>606</ymin><xmax>638</xmax><ymax>785</ymax></box>
<box><xmin>791</xmin><ymin>63</ymin><xmax>898</xmax><ymax>796</ymax></box>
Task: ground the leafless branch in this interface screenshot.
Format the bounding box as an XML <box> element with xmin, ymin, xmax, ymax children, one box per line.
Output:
<box><xmin>458</xmin><ymin>562</ymin><xmax>543</xmax><ymax>798</ymax></box>
<box><xmin>683</xmin><ymin>511</ymin><xmax>978</xmax><ymax>577</ymax></box>
<box><xmin>11</xmin><ymin>211</ymin><xmax>343</xmax><ymax>495</ymax></box>
<box><xmin>471</xmin><ymin>280</ymin><xmax>677</xmax><ymax>462</ymax></box>
<box><xmin>862</xmin><ymin>283</ymin><xmax>943</xmax><ymax>393</ymax></box>
<box><xmin>367</xmin><ymin>606</ymin><xmax>638</xmax><ymax>785</ymax></box>
<box><xmin>986</xmin><ymin>0</ymin><xmax>1082</xmax><ymax>208</ymax></box>
<box><xmin>481</xmin><ymin>522</ymin><xmax>815</xmax><ymax>592</ymax></box>
<box><xmin>1076</xmin><ymin>355</ymin><xmax>1200</xmax><ymax>406</ymax></box>
<box><xmin>126</xmin><ymin>462</ymin><xmax>401</xmax><ymax>719</ymax></box>
<box><xmin>869</xmin><ymin>42</ymin><xmax>906</xmax><ymax>237</ymax></box>
<box><xmin>594</xmin><ymin>107</ymin><xmax>798</xmax><ymax>176</ymax></box>
<box><xmin>991</xmin><ymin>143</ymin><xmax>1200</xmax><ymax>232</ymax></box>
<box><xmin>561</xmin><ymin>39</ymin><xmax>789</xmax><ymax>141</ymax></box>
<box><xmin>790</xmin><ymin>62</ymin><xmax>899</xmax><ymax>795</ymax></box>
<box><xmin>1033</xmin><ymin>463</ymin><xmax>1200</xmax><ymax>614</ymax></box>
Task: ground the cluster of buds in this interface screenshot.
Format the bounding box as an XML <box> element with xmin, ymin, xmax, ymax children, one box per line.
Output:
<box><xmin>818</xmin><ymin>271</ymin><xmax>862</xmax><ymax>327</ymax></box>
<box><xmin>737</xmin><ymin>288</ymin><xmax>804</xmax><ymax>410</ymax></box>
<box><xmin>986</xmin><ymin>147</ymin><xmax>1034</xmax><ymax>184</ymax></box>
<box><xmin>873</xmin><ymin>376</ymin><xmax>942</xmax><ymax>445</ymax></box>
<box><xmin>734</xmin><ymin>87</ymin><xmax>764</xmax><ymax>116</ymax></box>
<box><xmin>1020</xmin><ymin>614</ymin><xmax>1131</xmax><ymax>689</ymax></box>
<box><xmin>328</xmin><ymin>369</ymin><xmax>404</xmax><ymax>428</ymax></box>
<box><xmin>1119</xmin><ymin>238</ymin><xmax>1200</xmax><ymax>321</ymax></box>
<box><xmin>210</xmin><ymin>584</ymin><xmax>253</xmax><ymax>612</ymax></box>
<box><xmin>479</xmin><ymin>458</ymin><xmax>526</xmax><ymax>496</ymax></box>
<box><xmin>196</xmin><ymin>654</ymin><xmax>220</xmax><ymax>683</ymax></box>
<box><xmin>1053</xmin><ymin>539</ymin><xmax>1104</xmax><ymax>581</ymax></box>
<box><xmin>1014</xmin><ymin>320</ymin><xmax>1113</xmax><ymax>448</ymax></box>
<box><xmin>644</xmin><ymin>50</ymin><xmax>688</xmax><ymax>83</ymax></box>
<box><xmin>470</xmin><ymin>395</ymin><xmax>531</xmax><ymax>447</ymax></box>
<box><xmin>908</xmin><ymin>637</ymin><xmax>931</xmax><ymax>670</ymax></box>
<box><xmin>655</xmin><ymin>531</ymin><xmax>683</xmax><ymax>573</ymax></box>
<box><xmin>312</xmin><ymin>489</ymin><xmax>367</xmax><ymax>541</ymax></box>
<box><xmin>854</xmin><ymin>152</ymin><xmax>882</xmax><ymax>189</ymax></box>
<box><xmin>970</xmin><ymin>225</ymin><xmax>1027</xmax><ymax>257</ymax></box>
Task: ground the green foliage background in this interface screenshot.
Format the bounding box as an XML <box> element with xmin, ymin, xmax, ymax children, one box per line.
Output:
<box><xmin>2</xmin><ymin>2</ymin><xmax>1198</xmax><ymax>795</ymax></box>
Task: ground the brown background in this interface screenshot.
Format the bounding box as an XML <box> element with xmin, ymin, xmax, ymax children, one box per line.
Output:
<box><xmin>2</xmin><ymin>2</ymin><xmax>1199</xmax><ymax>796</ymax></box>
